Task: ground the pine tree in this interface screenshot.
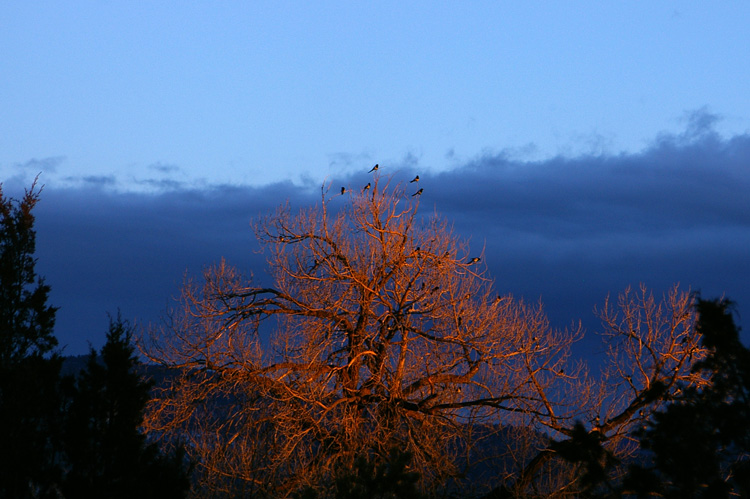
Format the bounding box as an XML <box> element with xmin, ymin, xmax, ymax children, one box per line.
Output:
<box><xmin>0</xmin><ymin>180</ymin><xmax>63</xmax><ymax>498</ymax></box>
<box><xmin>0</xmin><ymin>179</ymin><xmax>57</xmax><ymax>363</ymax></box>
<box><xmin>62</xmin><ymin>314</ymin><xmax>190</xmax><ymax>498</ymax></box>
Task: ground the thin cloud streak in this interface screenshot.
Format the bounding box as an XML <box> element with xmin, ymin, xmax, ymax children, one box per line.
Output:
<box><xmin>16</xmin><ymin>156</ymin><xmax>67</xmax><ymax>174</ymax></box>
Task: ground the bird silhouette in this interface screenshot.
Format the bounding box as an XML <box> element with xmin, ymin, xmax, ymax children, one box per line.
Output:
<box><xmin>341</xmin><ymin>187</ymin><xmax>346</xmax><ymax>195</ymax></box>
<box><xmin>368</xmin><ymin>164</ymin><xmax>379</xmax><ymax>173</ymax></box>
<box><xmin>412</xmin><ymin>188</ymin><xmax>423</xmax><ymax>197</ymax></box>
<box><xmin>410</xmin><ymin>175</ymin><xmax>419</xmax><ymax>183</ymax></box>
<box><xmin>466</xmin><ymin>257</ymin><xmax>481</xmax><ymax>265</ymax></box>
<box><xmin>363</xmin><ymin>183</ymin><xmax>371</xmax><ymax>192</ymax></box>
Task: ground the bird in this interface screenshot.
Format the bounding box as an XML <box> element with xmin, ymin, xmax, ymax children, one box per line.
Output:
<box><xmin>412</xmin><ymin>188</ymin><xmax>423</xmax><ymax>197</ymax></box>
<box><xmin>466</xmin><ymin>257</ymin><xmax>481</xmax><ymax>265</ymax></box>
<box><xmin>363</xmin><ymin>183</ymin><xmax>371</xmax><ymax>192</ymax></box>
<box><xmin>410</xmin><ymin>175</ymin><xmax>419</xmax><ymax>183</ymax></box>
<box><xmin>341</xmin><ymin>187</ymin><xmax>346</xmax><ymax>195</ymax></box>
<box><xmin>369</xmin><ymin>164</ymin><xmax>379</xmax><ymax>173</ymax></box>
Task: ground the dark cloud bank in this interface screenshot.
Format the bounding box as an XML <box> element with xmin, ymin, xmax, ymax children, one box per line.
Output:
<box><xmin>14</xmin><ymin>120</ymin><xmax>750</xmax><ymax>355</ymax></box>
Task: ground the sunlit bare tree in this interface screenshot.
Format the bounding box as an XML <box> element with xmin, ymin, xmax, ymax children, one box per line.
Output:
<box><xmin>141</xmin><ymin>175</ymin><xmax>709</xmax><ymax>497</ymax></box>
<box><xmin>493</xmin><ymin>284</ymin><xmax>709</xmax><ymax>497</ymax></box>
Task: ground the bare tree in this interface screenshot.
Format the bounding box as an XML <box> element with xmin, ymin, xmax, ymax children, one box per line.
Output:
<box><xmin>142</xmin><ymin>175</ymin><xmax>708</xmax><ymax>497</ymax></box>
<box><xmin>493</xmin><ymin>284</ymin><xmax>709</xmax><ymax>497</ymax></box>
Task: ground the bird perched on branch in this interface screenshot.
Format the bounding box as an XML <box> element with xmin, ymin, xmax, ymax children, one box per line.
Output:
<box><xmin>410</xmin><ymin>175</ymin><xmax>419</xmax><ymax>183</ymax></box>
<box><xmin>466</xmin><ymin>257</ymin><xmax>481</xmax><ymax>265</ymax></box>
<box><xmin>341</xmin><ymin>187</ymin><xmax>346</xmax><ymax>195</ymax></box>
<box><xmin>412</xmin><ymin>188</ymin><xmax>423</xmax><ymax>197</ymax></box>
<box><xmin>363</xmin><ymin>183</ymin><xmax>371</xmax><ymax>192</ymax></box>
<box><xmin>368</xmin><ymin>164</ymin><xmax>379</xmax><ymax>173</ymax></box>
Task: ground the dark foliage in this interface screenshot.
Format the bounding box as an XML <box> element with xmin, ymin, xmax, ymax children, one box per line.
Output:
<box><xmin>549</xmin><ymin>422</ymin><xmax>619</xmax><ymax>497</ymax></box>
<box><xmin>0</xmin><ymin>179</ymin><xmax>57</xmax><ymax>364</ymax></box>
<box><xmin>623</xmin><ymin>297</ymin><xmax>750</xmax><ymax>498</ymax></box>
<box><xmin>1</xmin><ymin>182</ymin><xmax>188</xmax><ymax>497</ymax></box>
<box><xmin>0</xmin><ymin>353</ymin><xmax>65</xmax><ymax>498</ymax></box>
<box><xmin>294</xmin><ymin>448</ymin><xmax>425</xmax><ymax>499</ymax></box>
<box><xmin>62</xmin><ymin>314</ymin><xmax>190</xmax><ymax>499</ymax></box>
<box><xmin>333</xmin><ymin>448</ymin><xmax>425</xmax><ymax>499</ymax></box>
<box><xmin>0</xmin><ymin>180</ymin><xmax>64</xmax><ymax>497</ymax></box>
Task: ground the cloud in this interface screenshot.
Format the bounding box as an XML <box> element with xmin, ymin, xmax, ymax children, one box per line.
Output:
<box><xmin>2</xmin><ymin>157</ymin><xmax>66</xmax><ymax>190</ymax></box>
<box><xmin>16</xmin><ymin>156</ymin><xmax>66</xmax><ymax>173</ymax></box>
<box><xmin>134</xmin><ymin>178</ymin><xmax>187</xmax><ymax>191</ymax></box>
<box><xmin>680</xmin><ymin>106</ymin><xmax>722</xmax><ymax>140</ymax></box>
<box><xmin>79</xmin><ymin>175</ymin><xmax>117</xmax><ymax>187</ymax></box>
<box><xmin>147</xmin><ymin>162</ymin><xmax>181</xmax><ymax>174</ymax></box>
<box><xmin>327</xmin><ymin>151</ymin><xmax>373</xmax><ymax>170</ymax></box>
<box><xmin>26</xmin><ymin>116</ymin><xmax>750</xmax><ymax>355</ymax></box>
<box><xmin>427</xmin><ymin>122</ymin><xmax>749</xmax><ymax>240</ymax></box>
<box><xmin>32</xmin><ymin>181</ymin><xmax>323</xmax><ymax>354</ymax></box>
<box><xmin>418</xmin><ymin>115</ymin><xmax>749</xmax><ymax>336</ymax></box>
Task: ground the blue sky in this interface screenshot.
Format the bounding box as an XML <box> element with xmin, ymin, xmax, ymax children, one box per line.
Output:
<box><xmin>3</xmin><ymin>3</ymin><xmax>749</xmax><ymax>188</ymax></box>
<box><xmin>1</xmin><ymin>3</ymin><xmax>749</xmax><ymax>354</ymax></box>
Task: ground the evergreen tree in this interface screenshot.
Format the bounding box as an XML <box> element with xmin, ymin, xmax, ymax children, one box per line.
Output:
<box><xmin>0</xmin><ymin>179</ymin><xmax>57</xmax><ymax>363</ymax></box>
<box><xmin>62</xmin><ymin>314</ymin><xmax>190</xmax><ymax>498</ymax></box>
<box><xmin>623</xmin><ymin>297</ymin><xmax>750</xmax><ymax>498</ymax></box>
<box><xmin>0</xmin><ymin>180</ymin><xmax>63</xmax><ymax>498</ymax></box>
